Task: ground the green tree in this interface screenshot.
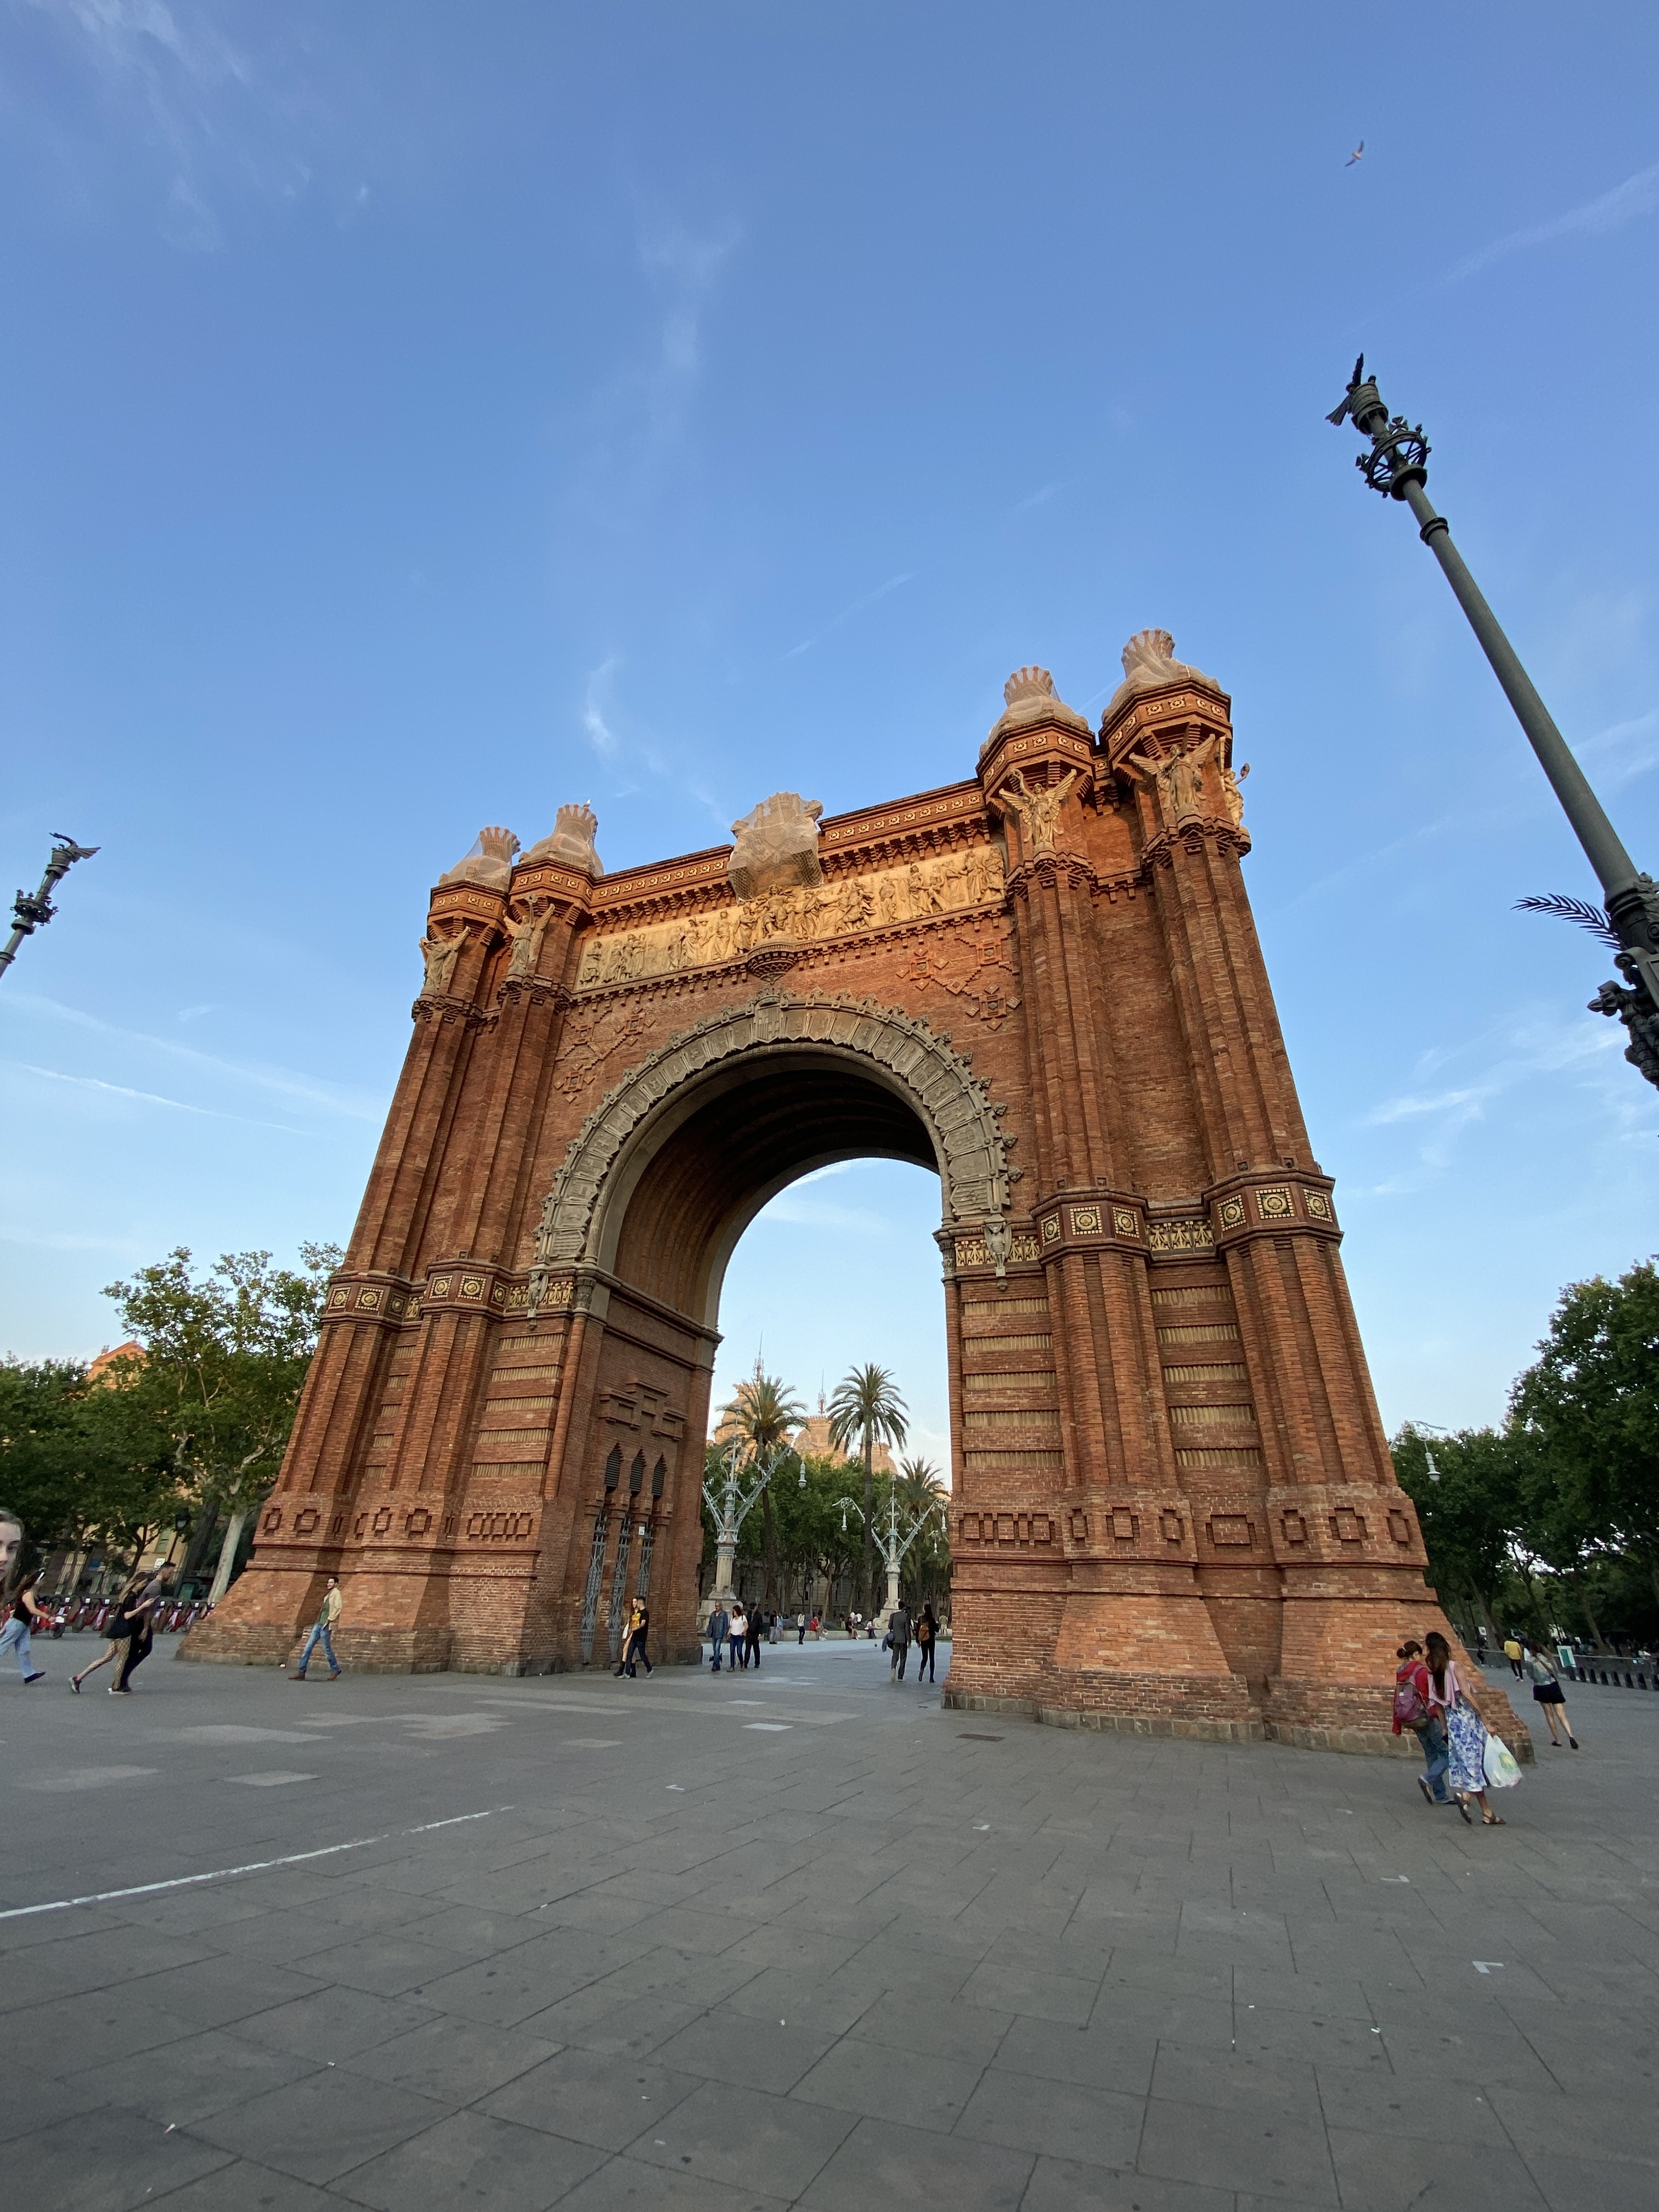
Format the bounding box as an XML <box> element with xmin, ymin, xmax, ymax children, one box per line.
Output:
<box><xmin>827</xmin><ymin>1363</ymin><xmax>907</xmax><ymax>1618</ymax></box>
<box><xmin>103</xmin><ymin>1243</ymin><xmax>340</xmax><ymax>1600</ymax></box>
<box><xmin>1391</xmin><ymin>1423</ymin><xmax>1525</xmax><ymax>1642</ymax></box>
<box><xmin>1509</xmin><ymin>1259</ymin><xmax>1659</xmax><ymax>1617</ymax></box>
<box><xmin>0</xmin><ymin>1358</ymin><xmax>176</xmax><ymax>1574</ymax></box>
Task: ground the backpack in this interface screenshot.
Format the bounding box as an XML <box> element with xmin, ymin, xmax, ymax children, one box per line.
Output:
<box><xmin>1393</xmin><ymin>1670</ymin><xmax>1430</xmax><ymax>1729</ymax></box>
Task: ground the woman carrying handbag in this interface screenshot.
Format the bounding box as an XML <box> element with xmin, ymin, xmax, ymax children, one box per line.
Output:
<box><xmin>1424</xmin><ymin>1630</ymin><xmax>1519</xmax><ymax>1825</ymax></box>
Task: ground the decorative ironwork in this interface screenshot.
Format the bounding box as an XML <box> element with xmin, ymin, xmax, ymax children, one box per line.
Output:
<box><xmin>578</xmin><ymin>1510</ymin><xmax>609</xmax><ymax>1664</ymax></box>
<box><xmin>606</xmin><ymin>1520</ymin><xmax>634</xmax><ymax>1662</ymax></box>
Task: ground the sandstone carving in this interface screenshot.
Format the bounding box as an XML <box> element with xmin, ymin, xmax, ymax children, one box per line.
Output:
<box><xmin>1127</xmin><ymin>736</ymin><xmax>1217</xmax><ymax>831</ymax></box>
<box><xmin>504</xmin><ymin>895</ymin><xmax>551</xmax><ymax>980</ymax></box>
<box><xmin>417</xmin><ymin>922</ymin><xmax>469</xmax><ymax>997</ymax></box>
<box><xmin>440</xmin><ymin>826</ymin><xmax>520</xmax><ymax>892</ymax></box>
<box><xmin>997</xmin><ymin>766</ymin><xmax>1080</xmax><ymax>855</ymax></box>
<box><xmin>522</xmin><ymin>802</ymin><xmax>604</xmax><ymax>875</ymax></box>
<box><xmin>572</xmin><ymin>843</ymin><xmax>1005</xmax><ymax>991</ymax></box>
<box><xmin>1102</xmin><ymin>628</ymin><xmax>1221</xmax><ymax>725</ymax></box>
<box><xmin>982</xmin><ymin>665</ymin><xmax>1091</xmax><ymax>755</ymax></box>
<box><xmin>728</xmin><ymin>793</ymin><xmax>824</xmax><ymax>901</ymax></box>
<box><xmin>1221</xmin><ymin>760</ymin><xmax>1250</xmax><ymax>829</ymax></box>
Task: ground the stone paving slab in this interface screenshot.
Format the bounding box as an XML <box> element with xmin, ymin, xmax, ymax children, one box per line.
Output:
<box><xmin>2</xmin><ymin>1641</ymin><xmax>1656</xmax><ymax>2208</ymax></box>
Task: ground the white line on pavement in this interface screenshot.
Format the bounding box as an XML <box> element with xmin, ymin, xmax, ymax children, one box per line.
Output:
<box><xmin>0</xmin><ymin>1805</ymin><xmax>515</xmax><ymax>1922</ymax></box>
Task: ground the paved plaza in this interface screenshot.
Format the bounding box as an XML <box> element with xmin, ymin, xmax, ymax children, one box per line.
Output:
<box><xmin>3</xmin><ymin>1637</ymin><xmax>1656</xmax><ymax>2212</ymax></box>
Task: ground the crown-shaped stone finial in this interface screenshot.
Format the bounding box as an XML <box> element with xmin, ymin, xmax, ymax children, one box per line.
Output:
<box><xmin>438</xmin><ymin>825</ymin><xmax>521</xmax><ymax>894</ymax></box>
<box><xmin>1003</xmin><ymin>666</ymin><xmax>1057</xmax><ymax>707</ymax></box>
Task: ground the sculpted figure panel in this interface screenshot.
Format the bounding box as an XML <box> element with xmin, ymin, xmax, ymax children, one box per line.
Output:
<box><xmin>574</xmin><ymin>842</ymin><xmax>1006</xmax><ymax>992</ymax></box>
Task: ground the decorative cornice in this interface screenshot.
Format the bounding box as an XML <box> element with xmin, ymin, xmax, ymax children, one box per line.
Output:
<box><xmin>411</xmin><ymin>994</ymin><xmax>495</xmax><ymax>1030</ymax></box>
<box><xmin>1205</xmin><ymin>1170</ymin><xmax>1339</xmax><ymax>1246</ymax></box>
<box><xmin>497</xmin><ymin>975</ymin><xmax>573</xmax><ymax>1012</ymax></box>
<box><xmin>1141</xmin><ymin>818</ymin><xmax>1251</xmax><ymax>869</ymax></box>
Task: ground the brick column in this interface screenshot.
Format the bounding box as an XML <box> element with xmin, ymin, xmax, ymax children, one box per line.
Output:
<box><xmin>185</xmin><ymin>892</ymin><xmax>504</xmax><ymax>1667</ymax></box>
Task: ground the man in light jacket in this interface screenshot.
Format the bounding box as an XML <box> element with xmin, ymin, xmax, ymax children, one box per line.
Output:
<box><xmin>707</xmin><ymin>1601</ymin><xmax>729</xmax><ymax>1671</ymax></box>
<box><xmin>888</xmin><ymin>1601</ymin><xmax>912</xmax><ymax>1681</ymax></box>
<box><xmin>292</xmin><ymin>1576</ymin><xmax>343</xmax><ymax>1681</ymax></box>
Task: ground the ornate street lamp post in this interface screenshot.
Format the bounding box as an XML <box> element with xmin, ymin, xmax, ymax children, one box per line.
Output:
<box><xmin>0</xmin><ymin>835</ymin><xmax>99</xmax><ymax>981</ymax></box>
<box><xmin>701</xmin><ymin>1436</ymin><xmax>803</xmax><ymax>1613</ymax></box>
<box><xmin>842</xmin><ymin>1489</ymin><xmax>944</xmax><ymax>1620</ymax></box>
<box><xmin>1328</xmin><ymin>360</ymin><xmax>1659</xmax><ymax>1090</ymax></box>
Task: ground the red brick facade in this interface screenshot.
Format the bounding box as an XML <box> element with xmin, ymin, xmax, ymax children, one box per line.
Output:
<box><xmin>185</xmin><ymin>642</ymin><xmax>1528</xmax><ymax>1759</ymax></box>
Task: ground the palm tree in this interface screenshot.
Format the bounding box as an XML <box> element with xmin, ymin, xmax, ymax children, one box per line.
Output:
<box><xmin>718</xmin><ymin>1363</ymin><xmax>806</xmax><ymax>1611</ymax></box>
<box><xmin>827</xmin><ymin>1363</ymin><xmax>908</xmax><ymax>1618</ymax></box>
<box><xmin>896</xmin><ymin>1454</ymin><xmax>948</xmax><ymax>1518</ymax></box>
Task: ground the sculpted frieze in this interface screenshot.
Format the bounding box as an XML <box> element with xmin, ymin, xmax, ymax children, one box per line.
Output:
<box><xmin>573</xmin><ymin>843</ymin><xmax>1005</xmax><ymax>992</ymax></box>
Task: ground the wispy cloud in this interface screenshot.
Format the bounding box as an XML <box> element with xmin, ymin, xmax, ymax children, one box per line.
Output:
<box><xmin>8</xmin><ymin>991</ymin><xmax>381</xmax><ymax>1120</ymax></box>
<box><xmin>786</xmin><ymin>572</ymin><xmax>915</xmax><ymax>661</ymax></box>
<box><xmin>1014</xmin><ymin>482</ymin><xmax>1061</xmax><ymax>512</ymax></box>
<box><xmin>581</xmin><ymin>657</ymin><xmax>620</xmax><ymax>757</ymax></box>
<box><xmin>1577</xmin><ymin>706</ymin><xmax>1659</xmax><ymax>789</ymax></box>
<box><xmin>11</xmin><ymin>1061</ymin><xmax>300</xmax><ymax>1133</ymax></box>
<box><xmin>1447</xmin><ymin>161</ymin><xmax>1659</xmax><ymax>283</ymax></box>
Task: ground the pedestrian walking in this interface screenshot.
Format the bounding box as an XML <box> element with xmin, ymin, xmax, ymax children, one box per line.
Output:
<box><xmin>767</xmin><ymin>1610</ymin><xmax>778</xmax><ymax>1646</ymax></box>
<box><xmin>291</xmin><ymin>1576</ymin><xmax>343</xmax><ymax>1680</ymax></box>
<box><xmin>1503</xmin><ymin>1635</ymin><xmax>1524</xmax><ymax>1680</ymax></box>
<box><xmin>746</xmin><ymin>1606</ymin><xmax>763</xmax><ymax>1671</ymax></box>
<box><xmin>708</xmin><ymin>1601</ymin><xmax>729</xmax><ymax>1671</ymax></box>
<box><xmin>887</xmin><ymin>1600</ymin><xmax>912</xmax><ymax>1680</ymax></box>
<box><xmin>728</xmin><ymin>1604</ymin><xmax>748</xmax><ymax>1672</ymax></box>
<box><xmin>796</xmin><ymin>1611</ymin><xmax>807</xmax><ymax>1645</ymax></box>
<box><xmin>914</xmin><ymin>1604</ymin><xmax>938</xmax><ymax>1684</ymax></box>
<box><xmin>1522</xmin><ymin>1640</ymin><xmax>1578</xmax><ymax>1748</ymax></box>
<box><xmin>114</xmin><ymin>1565</ymin><xmax>174</xmax><ymax>1692</ymax></box>
<box><xmin>1425</xmin><ymin>1630</ymin><xmax>1511</xmax><ymax>1826</ymax></box>
<box><xmin>72</xmin><ymin>1573</ymin><xmax>148</xmax><ymax>1693</ymax></box>
<box><xmin>1392</xmin><ymin>1640</ymin><xmax>1448</xmax><ymax>1804</ymax></box>
<box><xmin>1</xmin><ymin>1567</ymin><xmax>48</xmax><ymax>1684</ymax></box>
<box><xmin>618</xmin><ymin>1600</ymin><xmax>653</xmax><ymax>1678</ymax></box>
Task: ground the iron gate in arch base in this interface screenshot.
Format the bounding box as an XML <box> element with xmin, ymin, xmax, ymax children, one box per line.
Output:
<box><xmin>187</xmin><ymin>633</ymin><xmax>1529</xmax><ymax>1758</ymax></box>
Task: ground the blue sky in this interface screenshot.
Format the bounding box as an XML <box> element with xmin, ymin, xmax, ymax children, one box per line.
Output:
<box><xmin>3</xmin><ymin>2</ymin><xmax>1658</xmax><ymax>1476</ymax></box>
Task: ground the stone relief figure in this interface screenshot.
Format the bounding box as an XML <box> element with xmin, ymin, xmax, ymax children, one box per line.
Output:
<box><xmin>1221</xmin><ymin>759</ymin><xmax>1250</xmax><ymax>829</ymax></box>
<box><xmin>418</xmin><ymin>922</ymin><xmax>470</xmax><ymax>997</ymax></box>
<box><xmin>439</xmin><ymin>826</ymin><xmax>520</xmax><ymax>893</ymax></box>
<box><xmin>728</xmin><ymin>792</ymin><xmax>824</xmax><ymax>900</ymax></box>
<box><xmin>572</xmin><ymin>838</ymin><xmax>1017</xmax><ymax>990</ymax></box>
<box><xmin>998</xmin><ymin>767</ymin><xmax>1079</xmax><ymax>855</ymax></box>
<box><xmin>521</xmin><ymin>802</ymin><xmax>604</xmax><ymax>876</ymax></box>
<box><xmin>503</xmin><ymin>895</ymin><xmax>551</xmax><ymax>980</ymax></box>
<box><xmin>1165</xmin><ymin>736</ymin><xmax>1215</xmax><ymax>823</ymax></box>
<box><xmin>983</xmin><ymin>1215</ymin><xmax>1013</xmax><ymax>1281</ymax></box>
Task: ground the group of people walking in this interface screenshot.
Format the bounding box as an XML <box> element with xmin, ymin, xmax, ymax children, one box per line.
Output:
<box><xmin>882</xmin><ymin>1601</ymin><xmax>940</xmax><ymax>1682</ymax></box>
<box><xmin>1393</xmin><ymin>1629</ymin><xmax>1577</xmax><ymax>1823</ymax></box>
<box><xmin>706</xmin><ymin>1601</ymin><xmax>766</xmax><ymax>1671</ymax></box>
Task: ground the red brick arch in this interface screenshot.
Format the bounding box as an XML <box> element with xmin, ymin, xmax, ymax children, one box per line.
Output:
<box><xmin>188</xmin><ymin>651</ymin><xmax>1528</xmax><ymax>1757</ymax></box>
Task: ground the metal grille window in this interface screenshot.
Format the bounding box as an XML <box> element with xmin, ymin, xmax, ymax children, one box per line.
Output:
<box><xmin>606</xmin><ymin>1521</ymin><xmax>634</xmax><ymax>1661</ymax></box>
<box><xmin>579</xmin><ymin>1510</ymin><xmax>609</xmax><ymax>1665</ymax></box>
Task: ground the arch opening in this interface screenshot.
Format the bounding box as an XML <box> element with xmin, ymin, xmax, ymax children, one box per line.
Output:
<box><xmin>606</xmin><ymin>1052</ymin><xmax>940</xmax><ymax>1325</ymax></box>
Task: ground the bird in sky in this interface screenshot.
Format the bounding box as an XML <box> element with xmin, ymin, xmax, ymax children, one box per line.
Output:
<box><xmin>1346</xmin><ymin>140</ymin><xmax>1364</xmax><ymax>166</ymax></box>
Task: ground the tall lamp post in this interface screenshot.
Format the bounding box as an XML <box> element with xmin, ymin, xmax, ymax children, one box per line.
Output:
<box><xmin>1328</xmin><ymin>361</ymin><xmax>1659</xmax><ymax>1090</ymax></box>
<box><xmin>701</xmin><ymin>1436</ymin><xmax>804</xmax><ymax>1618</ymax></box>
<box><xmin>842</xmin><ymin>1489</ymin><xmax>944</xmax><ymax>1620</ymax></box>
<box><xmin>0</xmin><ymin>835</ymin><xmax>99</xmax><ymax>981</ymax></box>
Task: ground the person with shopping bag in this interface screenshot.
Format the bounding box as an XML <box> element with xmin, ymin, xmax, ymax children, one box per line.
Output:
<box><xmin>1424</xmin><ymin>1630</ymin><xmax>1520</xmax><ymax>1825</ymax></box>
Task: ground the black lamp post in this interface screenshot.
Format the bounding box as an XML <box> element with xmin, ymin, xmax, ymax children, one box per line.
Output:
<box><xmin>0</xmin><ymin>834</ymin><xmax>99</xmax><ymax>981</ymax></box>
<box><xmin>1328</xmin><ymin>360</ymin><xmax>1659</xmax><ymax>1091</ymax></box>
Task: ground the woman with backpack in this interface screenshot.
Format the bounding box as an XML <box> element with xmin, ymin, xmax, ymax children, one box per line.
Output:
<box><xmin>1392</xmin><ymin>1641</ymin><xmax>1448</xmax><ymax>1804</ymax></box>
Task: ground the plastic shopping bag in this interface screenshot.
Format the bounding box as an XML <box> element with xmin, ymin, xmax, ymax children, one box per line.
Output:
<box><xmin>1483</xmin><ymin>1733</ymin><xmax>1523</xmax><ymax>1790</ymax></box>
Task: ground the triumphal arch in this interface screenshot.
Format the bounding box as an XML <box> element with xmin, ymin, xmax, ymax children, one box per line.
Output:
<box><xmin>190</xmin><ymin>630</ymin><xmax>1522</xmax><ymax>1755</ymax></box>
